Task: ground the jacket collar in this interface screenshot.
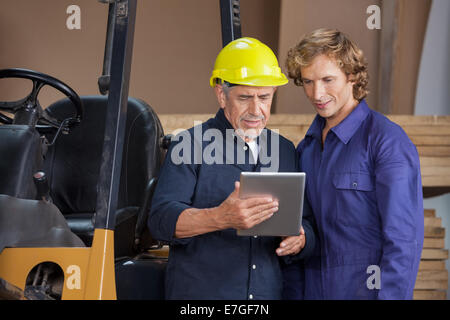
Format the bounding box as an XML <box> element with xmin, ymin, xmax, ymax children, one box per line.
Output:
<box><xmin>305</xmin><ymin>99</ymin><xmax>370</xmax><ymax>144</ymax></box>
<box><xmin>214</xmin><ymin>108</ymin><xmax>234</xmax><ymax>135</ymax></box>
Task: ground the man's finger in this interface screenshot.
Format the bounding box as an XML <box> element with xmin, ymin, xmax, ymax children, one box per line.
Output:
<box><xmin>277</xmin><ymin>235</ymin><xmax>305</xmax><ymax>256</ymax></box>
<box><xmin>278</xmin><ymin>227</ymin><xmax>305</xmax><ymax>249</ymax></box>
<box><xmin>279</xmin><ymin>237</ymin><xmax>301</xmax><ymax>251</ymax></box>
<box><xmin>250</xmin><ymin>206</ymin><xmax>278</xmax><ymax>225</ymax></box>
<box><xmin>229</xmin><ymin>181</ymin><xmax>240</xmax><ymax>198</ymax></box>
<box><xmin>276</xmin><ymin>242</ymin><xmax>300</xmax><ymax>256</ymax></box>
<box><xmin>241</xmin><ymin>196</ymin><xmax>276</xmax><ymax>209</ymax></box>
<box><xmin>246</xmin><ymin>200</ymin><xmax>278</xmax><ymax>215</ymax></box>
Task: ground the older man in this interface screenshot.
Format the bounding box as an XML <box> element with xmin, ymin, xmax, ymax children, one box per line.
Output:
<box><xmin>285</xmin><ymin>28</ymin><xmax>424</xmax><ymax>299</ymax></box>
<box><xmin>148</xmin><ymin>37</ymin><xmax>316</xmax><ymax>300</ymax></box>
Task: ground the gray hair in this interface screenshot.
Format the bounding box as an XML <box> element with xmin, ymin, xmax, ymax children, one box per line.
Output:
<box><xmin>220</xmin><ymin>81</ymin><xmax>238</xmax><ymax>98</ymax></box>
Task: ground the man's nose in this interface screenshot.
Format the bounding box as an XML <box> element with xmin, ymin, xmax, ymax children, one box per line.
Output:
<box><xmin>248</xmin><ymin>98</ymin><xmax>263</xmax><ymax>115</ymax></box>
<box><xmin>313</xmin><ymin>82</ymin><xmax>326</xmax><ymax>101</ymax></box>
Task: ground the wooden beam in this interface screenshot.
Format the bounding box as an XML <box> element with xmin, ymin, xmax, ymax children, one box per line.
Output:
<box><xmin>424</xmin><ymin>227</ymin><xmax>445</xmax><ymax>239</ymax></box>
<box><xmin>413</xmin><ymin>290</ymin><xmax>447</xmax><ymax>300</ymax></box>
<box><xmin>423</xmin><ymin>209</ymin><xmax>436</xmax><ymax>217</ymax></box>
<box><xmin>423</xmin><ymin>238</ymin><xmax>445</xmax><ymax>249</ymax></box>
<box><xmin>410</xmin><ymin>136</ymin><xmax>450</xmax><ymax>146</ymax></box>
<box><xmin>419</xmin><ymin>260</ymin><xmax>446</xmax><ymax>270</ymax></box>
<box><xmin>423</xmin><ymin>176</ymin><xmax>450</xmax><ymax>188</ymax></box>
<box><xmin>377</xmin><ymin>0</ymin><xmax>432</xmax><ymax>114</ymax></box>
<box><xmin>422</xmin><ymin>167</ymin><xmax>450</xmax><ymax>177</ymax></box>
<box><xmin>377</xmin><ymin>0</ymin><xmax>399</xmax><ymax>114</ymax></box>
<box><xmin>424</xmin><ymin>217</ymin><xmax>442</xmax><ymax>228</ymax></box>
<box><xmin>421</xmin><ymin>158</ymin><xmax>450</xmax><ymax>167</ymax></box>
<box><xmin>416</xmin><ymin>270</ymin><xmax>448</xmax><ymax>281</ymax></box>
<box><xmin>414</xmin><ymin>280</ymin><xmax>448</xmax><ymax>290</ymax></box>
<box><xmin>421</xmin><ymin>248</ymin><xmax>449</xmax><ymax>260</ymax></box>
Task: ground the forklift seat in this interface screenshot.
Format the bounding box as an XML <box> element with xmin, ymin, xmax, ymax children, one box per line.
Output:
<box><xmin>43</xmin><ymin>95</ymin><xmax>164</xmax><ymax>257</ymax></box>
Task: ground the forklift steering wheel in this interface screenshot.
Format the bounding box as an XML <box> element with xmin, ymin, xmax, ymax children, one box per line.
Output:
<box><xmin>0</xmin><ymin>68</ymin><xmax>83</xmax><ymax>131</ymax></box>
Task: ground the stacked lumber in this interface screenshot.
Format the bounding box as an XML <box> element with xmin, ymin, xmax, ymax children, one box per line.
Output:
<box><xmin>159</xmin><ymin>114</ymin><xmax>450</xmax><ymax>189</ymax></box>
<box><xmin>159</xmin><ymin>114</ymin><xmax>212</xmax><ymax>136</ymax></box>
<box><xmin>413</xmin><ymin>209</ymin><xmax>448</xmax><ymax>300</ymax></box>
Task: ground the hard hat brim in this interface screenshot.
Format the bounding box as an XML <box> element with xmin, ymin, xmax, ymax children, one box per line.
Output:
<box><xmin>210</xmin><ymin>75</ymin><xmax>288</xmax><ymax>88</ymax></box>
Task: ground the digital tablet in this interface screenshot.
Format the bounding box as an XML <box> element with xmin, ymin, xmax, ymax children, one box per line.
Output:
<box><xmin>237</xmin><ymin>172</ymin><xmax>305</xmax><ymax>236</ymax></box>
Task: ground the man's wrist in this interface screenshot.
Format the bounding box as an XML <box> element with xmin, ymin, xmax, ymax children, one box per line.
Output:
<box><xmin>208</xmin><ymin>206</ymin><xmax>228</xmax><ymax>230</ymax></box>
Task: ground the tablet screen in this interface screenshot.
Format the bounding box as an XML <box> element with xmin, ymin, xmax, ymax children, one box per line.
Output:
<box><xmin>237</xmin><ymin>172</ymin><xmax>305</xmax><ymax>236</ymax></box>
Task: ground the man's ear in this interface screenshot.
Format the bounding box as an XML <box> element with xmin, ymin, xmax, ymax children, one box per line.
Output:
<box><xmin>347</xmin><ymin>74</ymin><xmax>356</xmax><ymax>84</ymax></box>
<box><xmin>214</xmin><ymin>85</ymin><xmax>227</xmax><ymax>109</ymax></box>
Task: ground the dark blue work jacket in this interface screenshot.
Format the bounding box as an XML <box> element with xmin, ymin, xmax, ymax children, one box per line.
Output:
<box><xmin>148</xmin><ymin>109</ymin><xmax>316</xmax><ymax>300</ymax></box>
<box><xmin>297</xmin><ymin>100</ymin><xmax>424</xmax><ymax>299</ymax></box>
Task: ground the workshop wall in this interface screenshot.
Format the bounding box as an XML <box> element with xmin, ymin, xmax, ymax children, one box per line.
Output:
<box><xmin>0</xmin><ymin>0</ymin><xmax>280</xmax><ymax>114</ymax></box>
<box><xmin>0</xmin><ymin>0</ymin><xmax>429</xmax><ymax>116</ymax></box>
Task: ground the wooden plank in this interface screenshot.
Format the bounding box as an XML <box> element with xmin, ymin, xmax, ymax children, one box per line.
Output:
<box><xmin>402</xmin><ymin>126</ymin><xmax>450</xmax><ymax>136</ymax></box>
<box><xmin>424</xmin><ymin>209</ymin><xmax>436</xmax><ymax>217</ymax></box>
<box><xmin>424</xmin><ymin>227</ymin><xmax>445</xmax><ymax>238</ymax></box>
<box><xmin>164</xmin><ymin>127</ymin><xmax>189</xmax><ymax>136</ymax></box>
<box><xmin>413</xmin><ymin>290</ymin><xmax>447</xmax><ymax>300</ymax></box>
<box><xmin>419</xmin><ymin>260</ymin><xmax>446</xmax><ymax>270</ymax></box>
<box><xmin>414</xmin><ymin>280</ymin><xmax>448</xmax><ymax>290</ymax></box>
<box><xmin>377</xmin><ymin>0</ymin><xmax>399</xmax><ymax>114</ymax></box>
<box><xmin>422</xmin><ymin>176</ymin><xmax>450</xmax><ymax>187</ymax></box>
<box><xmin>417</xmin><ymin>146</ymin><xmax>450</xmax><ymax>157</ymax></box>
<box><xmin>268</xmin><ymin>114</ymin><xmax>450</xmax><ymax>126</ymax></box>
<box><xmin>422</xmin><ymin>167</ymin><xmax>450</xmax><ymax>176</ymax></box>
<box><xmin>159</xmin><ymin>114</ymin><xmax>212</xmax><ymax>130</ymax></box>
<box><xmin>387</xmin><ymin>115</ymin><xmax>450</xmax><ymax>125</ymax></box>
<box><xmin>421</xmin><ymin>248</ymin><xmax>449</xmax><ymax>260</ymax></box>
<box><xmin>159</xmin><ymin>115</ymin><xmax>450</xmax><ymax>137</ymax></box>
<box><xmin>420</xmin><ymin>157</ymin><xmax>450</xmax><ymax>167</ymax></box>
<box><xmin>159</xmin><ymin>114</ymin><xmax>450</xmax><ymax>128</ymax></box>
<box><xmin>423</xmin><ymin>238</ymin><xmax>445</xmax><ymax>249</ymax></box>
<box><xmin>424</xmin><ymin>217</ymin><xmax>442</xmax><ymax>227</ymax></box>
<box><xmin>410</xmin><ymin>135</ymin><xmax>450</xmax><ymax>146</ymax></box>
<box><xmin>416</xmin><ymin>270</ymin><xmax>448</xmax><ymax>281</ymax></box>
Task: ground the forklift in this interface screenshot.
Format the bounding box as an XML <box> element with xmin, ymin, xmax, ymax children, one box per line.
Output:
<box><xmin>0</xmin><ymin>0</ymin><xmax>168</xmax><ymax>300</ymax></box>
<box><xmin>0</xmin><ymin>0</ymin><xmax>242</xmax><ymax>300</ymax></box>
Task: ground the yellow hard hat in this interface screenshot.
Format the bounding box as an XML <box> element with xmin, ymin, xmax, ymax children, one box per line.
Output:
<box><xmin>210</xmin><ymin>37</ymin><xmax>288</xmax><ymax>87</ymax></box>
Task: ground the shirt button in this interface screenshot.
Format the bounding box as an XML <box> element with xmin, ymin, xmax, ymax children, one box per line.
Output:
<box><xmin>252</xmin><ymin>264</ymin><xmax>256</xmax><ymax>270</ymax></box>
<box><xmin>249</xmin><ymin>294</ymin><xmax>254</xmax><ymax>299</ymax></box>
<box><xmin>352</xmin><ymin>182</ymin><xmax>358</xmax><ymax>188</ymax></box>
<box><xmin>243</xmin><ymin>146</ymin><xmax>248</xmax><ymax>151</ymax></box>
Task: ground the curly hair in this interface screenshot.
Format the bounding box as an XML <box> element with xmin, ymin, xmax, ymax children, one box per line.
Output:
<box><xmin>285</xmin><ymin>28</ymin><xmax>369</xmax><ymax>101</ymax></box>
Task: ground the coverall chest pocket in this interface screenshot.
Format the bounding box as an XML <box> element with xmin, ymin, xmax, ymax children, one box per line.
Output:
<box><xmin>332</xmin><ymin>172</ymin><xmax>378</xmax><ymax>228</ymax></box>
